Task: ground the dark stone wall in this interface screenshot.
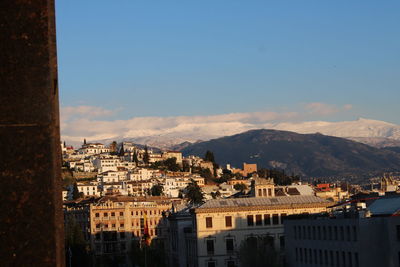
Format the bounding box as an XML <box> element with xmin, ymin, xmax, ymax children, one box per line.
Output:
<box><xmin>0</xmin><ymin>0</ymin><xmax>64</xmax><ymax>266</ymax></box>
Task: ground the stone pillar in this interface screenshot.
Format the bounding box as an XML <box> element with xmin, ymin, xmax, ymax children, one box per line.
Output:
<box><xmin>0</xmin><ymin>0</ymin><xmax>64</xmax><ymax>266</ymax></box>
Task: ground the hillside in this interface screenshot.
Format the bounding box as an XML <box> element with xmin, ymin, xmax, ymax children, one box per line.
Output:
<box><xmin>181</xmin><ymin>129</ymin><xmax>400</xmax><ymax>178</ymax></box>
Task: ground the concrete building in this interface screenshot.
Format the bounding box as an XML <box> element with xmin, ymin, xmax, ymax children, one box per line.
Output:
<box><xmin>178</xmin><ymin>195</ymin><xmax>330</xmax><ymax>267</ymax></box>
<box><xmin>64</xmin><ymin>195</ymin><xmax>183</xmax><ymax>264</ymax></box>
<box><xmin>163</xmin><ymin>151</ymin><xmax>183</xmax><ymax>165</ymax></box>
<box><xmin>284</xmin><ymin>196</ymin><xmax>400</xmax><ymax>267</ymax></box>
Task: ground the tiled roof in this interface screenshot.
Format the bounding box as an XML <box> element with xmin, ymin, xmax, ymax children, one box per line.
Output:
<box><xmin>198</xmin><ymin>195</ymin><xmax>330</xmax><ymax>209</ymax></box>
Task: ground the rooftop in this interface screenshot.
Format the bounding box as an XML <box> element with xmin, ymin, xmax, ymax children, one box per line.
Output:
<box><xmin>196</xmin><ymin>195</ymin><xmax>331</xmax><ymax>212</ymax></box>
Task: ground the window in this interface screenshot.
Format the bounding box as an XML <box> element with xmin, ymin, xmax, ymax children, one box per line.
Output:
<box><xmin>120</xmin><ymin>223</ymin><xmax>124</xmax><ymax>228</ymax></box>
<box><xmin>120</xmin><ymin>232</ymin><xmax>125</xmax><ymax>239</ymax></box>
<box><xmin>268</xmin><ymin>188</ymin><xmax>272</xmax><ymax>196</ymax></box>
<box><xmin>353</xmin><ymin>226</ymin><xmax>357</xmax><ymax>241</ymax></box>
<box><xmin>263</xmin><ymin>188</ymin><xmax>267</xmax><ymax>196</ymax></box>
<box><xmin>120</xmin><ymin>212</ymin><xmax>124</xmax><ymax>216</ymax></box>
<box><xmin>280</xmin><ymin>236</ymin><xmax>285</xmax><ymax>249</ymax></box>
<box><xmin>104</xmin><ymin>212</ymin><xmax>108</xmax><ymax>217</ymax></box>
<box><xmin>226</xmin><ymin>238</ymin><xmax>234</xmax><ymax>253</ymax></box>
<box><xmin>225</xmin><ymin>216</ymin><xmax>232</xmax><ymax>227</ymax></box>
<box><xmin>334</xmin><ymin>226</ymin><xmax>338</xmax><ymax>240</ymax></box>
<box><xmin>355</xmin><ymin>252</ymin><xmax>359</xmax><ymax>267</ymax></box>
<box><xmin>264</xmin><ymin>214</ymin><xmax>271</xmax><ymax>225</ymax></box>
<box><xmin>247</xmin><ymin>215</ymin><xmax>254</xmax><ymax>226</ymax></box>
<box><xmin>206</xmin><ymin>240</ymin><xmax>214</xmax><ymax>255</ymax></box>
<box><xmin>281</xmin><ymin>213</ymin><xmax>287</xmax><ymax>224</ymax></box>
<box><xmin>397</xmin><ymin>225</ymin><xmax>400</xmax><ymax>241</ymax></box>
<box><xmin>111</xmin><ymin>212</ymin><xmax>115</xmax><ymax>217</ymax></box>
<box><xmin>206</xmin><ymin>217</ymin><xmax>213</xmax><ymax>228</ymax></box>
<box><xmin>256</xmin><ymin>215</ymin><xmax>262</xmax><ymax>226</ymax></box>
<box><xmin>95</xmin><ymin>213</ymin><xmax>99</xmax><ymax>217</ymax></box>
<box><xmin>258</xmin><ymin>189</ymin><xmax>262</xmax><ymax>196</ymax></box>
<box><xmin>272</xmin><ymin>214</ymin><xmax>279</xmax><ymax>225</ymax></box>
<box><xmin>348</xmin><ymin>252</ymin><xmax>353</xmax><ymax>267</ymax></box>
<box><xmin>96</xmin><ymin>224</ymin><xmax>101</xmax><ymax>229</ymax></box>
<box><xmin>340</xmin><ymin>226</ymin><xmax>344</xmax><ymax>241</ymax></box>
<box><xmin>336</xmin><ymin>251</ymin><xmax>340</xmax><ymax>267</ymax></box>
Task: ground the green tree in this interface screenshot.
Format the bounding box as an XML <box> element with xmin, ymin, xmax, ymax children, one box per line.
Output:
<box><xmin>72</xmin><ymin>182</ymin><xmax>80</xmax><ymax>200</ymax></box>
<box><xmin>234</xmin><ymin>183</ymin><xmax>248</xmax><ymax>192</ymax></box>
<box><xmin>151</xmin><ymin>184</ymin><xmax>164</xmax><ymax>196</ymax></box>
<box><xmin>143</xmin><ymin>145</ymin><xmax>150</xmax><ymax>165</ymax></box>
<box><xmin>185</xmin><ymin>179</ymin><xmax>204</xmax><ymax>204</ymax></box>
<box><xmin>132</xmin><ymin>150</ymin><xmax>139</xmax><ymax>165</ymax></box>
<box><xmin>238</xmin><ymin>236</ymin><xmax>282</xmax><ymax>267</ymax></box>
<box><xmin>109</xmin><ymin>141</ymin><xmax>117</xmax><ymax>154</ymax></box>
<box><xmin>164</xmin><ymin>157</ymin><xmax>180</xmax><ymax>172</ymax></box>
<box><xmin>130</xmin><ymin>240</ymin><xmax>167</xmax><ymax>267</ymax></box>
<box><xmin>119</xmin><ymin>143</ymin><xmax>125</xmax><ymax>157</ymax></box>
<box><xmin>65</xmin><ymin>217</ymin><xmax>92</xmax><ymax>266</ymax></box>
<box><xmin>204</xmin><ymin>150</ymin><xmax>215</xmax><ymax>163</ymax></box>
<box><xmin>83</xmin><ymin>138</ymin><xmax>86</xmax><ymax>145</ymax></box>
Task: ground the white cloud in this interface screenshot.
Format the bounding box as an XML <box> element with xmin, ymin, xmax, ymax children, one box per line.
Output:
<box><xmin>304</xmin><ymin>102</ymin><xmax>353</xmax><ymax>116</ymax></box>
<box><xmin>60</xmin><ymin>103</ymin><xmax>353</xmax><ymax>146</ymax></box>
<box><xmin>61</xmin><ymin>105</ymin><xmax>117</xmax><ymax>121</ymax></box>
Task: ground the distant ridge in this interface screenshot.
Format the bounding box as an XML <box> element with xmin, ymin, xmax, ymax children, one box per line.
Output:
<box><xmin>181</xmin><ymin>129</ymin><xmax>400</xmax><ymax>178</ymax></box>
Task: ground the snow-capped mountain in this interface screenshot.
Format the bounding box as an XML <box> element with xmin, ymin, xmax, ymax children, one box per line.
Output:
<box><xmin>268</xmin><ymin>118</ymin><xmax>400</xmax><ymax>140</ymax></box>
<box><xmin>92</xmin><ymin>118</ymin><xmax>400</xmax><ymax>149</ymax></box>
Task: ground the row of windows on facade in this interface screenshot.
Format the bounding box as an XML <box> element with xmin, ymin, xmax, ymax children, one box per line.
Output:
<box><xmin>257</xmin><ymin>188</ymin><xmax>273</xmax><ymax>197</ymax></box>
<box><xmin>295</xmin><ymin>247</ymin><xmax>359</xmax><ymax>267</ymax></box>
<box><xmin>95</xmin><ymin>228</ymin><xmax>162</xmax><ymax>240</ymax></box>
<box><xmin>205</xmin><ymin>213</ymin><xmax>287</xmax><ymax>228</ymax></box>
<box><xmin>96</xmin><ymin>221</ymin><xmax>162</xmax><ymax>229</ymax></box>
<box><xmin>95</xmin><ymin>210</ymin><xmax>164</xmax><ymax>217</ymax></box>
<box><xmin>206</xmin><ymin>238</ymin><xmax>235</xmax><ymax>255</ymax></box>
<box><xmin>294</xmin><ymin>224</ymin><xmax>357</xmax><ymax>242</ymax></box>
<box><xmin>94</xmin><ymin>229</ymin><xmax>161</xmax><ymax>240</ymax></box>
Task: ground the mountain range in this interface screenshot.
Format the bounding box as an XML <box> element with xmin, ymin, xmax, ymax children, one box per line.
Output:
<box><xmin>181</xmin><ymin>129</ymin><xmax>400</xmax><ymax>179</ymax></box>
<box><xmin>94</xmin><ymin>118</ymin><xmax>400</xmax><ymax>150</ymax></box>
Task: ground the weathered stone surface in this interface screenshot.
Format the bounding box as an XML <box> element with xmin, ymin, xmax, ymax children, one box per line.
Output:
<box><xmin>0</xmin><ymin>0</ymin><xmax>64</xmax><ymax>266</ymax></box>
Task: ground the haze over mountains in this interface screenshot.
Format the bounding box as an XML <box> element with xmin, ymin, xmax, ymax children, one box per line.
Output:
<box><xmin>181</xmin><ymin>129</ymin><xmax>400</xmax><ymax>178</ymax></box>
<box><xmin>88</xmin><ymin>118</ymin><xmax>400</xmax><ymax>150</ymax></box>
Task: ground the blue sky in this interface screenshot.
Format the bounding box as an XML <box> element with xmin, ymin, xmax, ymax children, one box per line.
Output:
<box><xmin>56</xmin><ymin>0</ymin><xmax>400</xmax><ymax>126</ymax></box>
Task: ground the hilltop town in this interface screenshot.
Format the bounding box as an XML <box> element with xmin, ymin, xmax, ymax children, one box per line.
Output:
<box><xmin>63</xmin><ymin>140</ymin><xmax>400</xmax><ymax>267</ymax></box>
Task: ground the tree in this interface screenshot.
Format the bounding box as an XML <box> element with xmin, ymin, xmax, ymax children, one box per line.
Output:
<box><xmin>119</xmin><ymin>143</ymin><xmax>125</xmax><ymax>157</ymax></box>
<box><xmin>185</xmin><ymin>179</ymin><xmax>204</xmax><ymax>204</ymax></box>
<box><xmin>204</xmin><ymin>150</ymin><xmax>215</xmax><ymax>163</ymax></box>
<box><xmin>234</xmin><ymin>183</ymin><xmax>248</xmax><ymax>192</ymax></box>
<box><xmin>65</xmin><ymin>217</ymin><xmax>92</xmax><ymax>266</ymax></box>
<box><xmin>130</xmin><ymin>239</ymin><xmax>167</xmax><ymax>267</ymax></box>
<box><xmin>132</xmin><ymin>150</ymin><xmax>139</xmax><ymax>165</ymax></box>
<box><xmin>151</xmin><ymin>184</ymin><xmax>164</xmax><ymax>196</ymax></box>
<box><xmin>143</xmin><ymin>145</ymin><xmax>150</xmax><ymax>165</ymax></box>
<box><xmin>72</xmin><ymin>182</ymin><xmax>80</xmax><ymax>200</ymax></box>
<box><xmin>109</xmin><ymin>141</ymin><xmax>117</xmax><ymax>153</ymax></box>
<box><xmin>164</xmin><ymin>157</ymin><xmax>180</xmax><ymax>172</ymax></box>
<box><xmin>199</xmin><ymin>168</ymin><xmax>213</xmax><ymax>180</ymax></box>
<box><xmin>238</xmin><ymin>236</ymin><xmax>282</xmax><ymax>267</ymax></box>
<box><xmin>83</xmin><ymin>138</ymin><xmax>87</xmax><ymax>145</ymax></box>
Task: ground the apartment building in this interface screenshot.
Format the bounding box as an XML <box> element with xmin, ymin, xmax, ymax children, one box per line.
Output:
<box><xmin>284</xmin><ymin>196</ymin><xmax>400</xmax><ymax>267</ymax></box>
<box><xmin>64</xmin><ymin>195</ymin><xmax>182</xmax><ymax>260</ymax></box>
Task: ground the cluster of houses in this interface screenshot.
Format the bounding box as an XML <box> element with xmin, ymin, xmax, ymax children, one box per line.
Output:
<box><xmin>63</xmin><ymin>141</ymin><xmax>400</xmax><ymax>267</ymax></box>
